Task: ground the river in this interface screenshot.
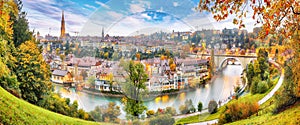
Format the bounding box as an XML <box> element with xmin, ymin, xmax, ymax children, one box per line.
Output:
<box><xmin>54</xmin><ymin>65</ymin><xmax>243</xmax><ymax>119</ymax></box>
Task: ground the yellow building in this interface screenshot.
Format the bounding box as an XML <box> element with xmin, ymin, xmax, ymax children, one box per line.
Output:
<box><xmin>51</xmin><ymin>70</ymin><xmax>73</xmax><ymax>84</ymax></box>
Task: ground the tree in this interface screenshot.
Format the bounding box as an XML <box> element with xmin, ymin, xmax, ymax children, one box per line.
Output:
<box><xmin>87</xmin><ymin>76</ymin><xmax>96</xmax><ymax>88</ymax></box>
<box><xmin>0</xmin><ymin>1</ymin><xmax>20</xmax><ymax>96</ymax></box>
<box><xmin>250</xmin><ymin>76</ymin><xmax>260</xmax><ymax>94</ymax></box>
<box><xmin>102</xmin><ymin>102</ymin><xmax>121</xmax><ymax>123</ymax></box>
<box><xmin>136</xmin><ymin>53</ymin><xmax>141</xmax><ymax>61</ymax></box>
<box><xmin>59</xmin><ymin>54</ymin><xmax>66</xmax><ymax>70</ymax></box>
<box><xmin>208</xmin><ymin>100</ymin><xmax>218</xmax><ymax>114</ymax></box>
<box><xmin>89</xmin><ymin>106</ymin><xmax>103</xmax><ymax>122</ymax></box>
<box><xmin>257</xmin><ymin>81</ymin><xmax>269</xmax><ymax>94</ymax></box>
<box><xmin>81</xmin><ymin>70</ymin><xmax>88</xmax><ymax>81</ymax></box>
<box><xmin>179</xmin><ymin>99</ymin><xmax>195</xmax><ymax>114</ymax></box>
<box><xmin>198</xmin><ymin>101</ymin><xmax>203</xmax><ymax>112</ymax></box>
<box><xmin>121</xmin><ymin>61</ymin><xmax>148</xmax><ymax>119</ymax></box>
<box><xmin>10</xmin><ymin>0</ymin><xmax>32</xmax><ymax>47</ymax></box>
<box><xmin>165</xmin><ymin>107</ymin><xmax>177</xmax><ymax>116</ymax></box>
<box><xmin>107</xmin><ymin>73</ymin><xmax>114</xmax><ymax>92</ymax></box>
<box><xmin>246</xmin><ymin>63</ymin><xmax>255</xmax><ymax>90</ymax></box>
<box><xmin>15</xmin><ymin>41</ymin><xmax>52</xmax><ymax>104</ymax></box>
<box><xmin>197</xmin><ymin>0</ymin><xmax>300</xmax><ymax>38</ymax></box>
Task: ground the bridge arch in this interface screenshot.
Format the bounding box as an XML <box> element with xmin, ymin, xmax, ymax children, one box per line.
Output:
<box><xmin>218</xmin><ymin>57</ymin><xmax>242</xmax><ymax>70</ymax></box>
<box><xmin>212</xmin><ymin>55</ymin><xmax>257</xmax><ymax>70</ymax></box>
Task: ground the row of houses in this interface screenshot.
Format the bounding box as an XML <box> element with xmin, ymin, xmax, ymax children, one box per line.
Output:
<box><xmin>49</xmin><ymin>54</ymin><xmax>210</xmax><ymax>93</ymax></box>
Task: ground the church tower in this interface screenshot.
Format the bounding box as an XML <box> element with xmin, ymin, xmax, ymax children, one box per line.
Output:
<box><xmin>60</xmin><ymin>10</ymin><xmax>66</xmax><ymax>39</ymax></box>
<box><xmin>102</xmin><ymin>27</ymin><xmax>104</xmax><ymax>38</ymax></box>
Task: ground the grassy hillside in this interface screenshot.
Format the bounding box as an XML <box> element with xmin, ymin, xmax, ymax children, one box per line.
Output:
<box><xmin>0</xmin><ymin>87</ymin><xmax>112</xmax><ymax>125</ymax></box>
<box><xmin>228</xmin><ymin>102</ymin><xmax>300</xmax><ymax>125</ymax></box>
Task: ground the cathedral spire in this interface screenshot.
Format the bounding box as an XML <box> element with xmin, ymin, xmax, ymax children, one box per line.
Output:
<box><xmin>60</xmin><ymin>10</ymin><xmax>65</xmax><ymax>39</ymax></box>
<box><xmin>102</xmin><ymin>27</ymin><xmax>104</xmax><ymax>38</ymax></box>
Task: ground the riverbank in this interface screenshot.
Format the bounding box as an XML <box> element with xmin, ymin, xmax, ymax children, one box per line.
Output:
<box><xmin>79</xmin><ymin>87</ymin><xmax>202</xmax><ymax>99</ymax></box>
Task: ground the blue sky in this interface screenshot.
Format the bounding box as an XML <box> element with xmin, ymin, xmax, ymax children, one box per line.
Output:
<box><xmin>23</xmin><ymin>0</ymin><xmax>256</xmax><ymax>36</ymax></box>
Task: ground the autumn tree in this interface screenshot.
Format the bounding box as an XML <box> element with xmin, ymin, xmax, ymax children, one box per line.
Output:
<box><xmin>0</xmin><ymin>0</ymin><xmax>20</xmax><ymax>96</ymax></box>
<box><xmin>136</xmin><ymin>53</ymin><xmax>141</xmax><ymax>61</ymax></box>
<box><xmin>121</xmin><ymin>61</ymin><xmax>148</xmax><ymax>119</ymax></box>
<box><xmin>15</xmin><ymin>41</ymin><xmax>52</xmax><ymax>104</ymax></box>
<box><xmin>197</xmin><ymin>0</ymin><xmax>299</xmax><ymax>38</ymax></box>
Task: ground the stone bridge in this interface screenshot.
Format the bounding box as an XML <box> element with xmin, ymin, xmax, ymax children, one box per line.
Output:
<box><xmin>201</xmin><ymin>54</ymin><xmax>257</xmax><ymax>70</ymax></box>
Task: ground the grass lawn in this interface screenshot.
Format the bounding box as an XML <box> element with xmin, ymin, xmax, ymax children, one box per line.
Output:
<box><xmin>228</xmin><ymin>102</ymin><xmax>300</xmax><ymax>125</ymax></box>
<box><xmin>0</xmin><ymin>87</ymin><xmax>114</xmax><ymax>125</ymax></box>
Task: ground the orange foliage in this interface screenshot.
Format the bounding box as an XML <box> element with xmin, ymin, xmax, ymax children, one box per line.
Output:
<box><xmin>198</xmin><ymin>0</ymin><xmax>300</xmax><ymax>38</ymax></box>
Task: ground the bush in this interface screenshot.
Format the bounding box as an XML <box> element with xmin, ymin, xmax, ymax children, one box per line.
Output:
<box><xmin>257</xmin><ymin>81</ymin><xmax>269</xmax><ymax>94</ymax></box>
<box><xmin>234</xmin><ymin>86</ymin><xmax>241</xmax><ymax>93</ymax></box>
<box><xmin>179</xmin><ymin>105</ymin><xmax>189</xmax><ymax>114</ymax></box>
<box><xmin>165</xmin><ymin>107</ymin><xmax>177</xmax><ymax>116</ymax></box>
<box><xmin>89</xmin><ymin>102</ymin><xmax>121</xmax><ymax>123</ymax></box>
<box><xmin>149</xmin><ymin>114</ymin><xmax>175</xmax><ymax>125</ymax></box>
<box><xmin>219</xmin><ymin>101</ymin><xmax>259</xmax><ymax>124</ymax></box>
<box><xmin>179</xmin><ymin>99</ymin><xmax>195</xmax><ymax>114</ymax></box>
<box><xmin>208</xmin><ymin>100</ymin><xmax>218</xmax><ymax>114</ymax></box>
<box><xmin>146</xmin><ymin>110</ymin><xmax>155</xmax><ymax>117</ymax></box>
<box><xmin>198</xmin><ymin>101</ymin><xmax>203</xmax><ymax>112</ymax></box>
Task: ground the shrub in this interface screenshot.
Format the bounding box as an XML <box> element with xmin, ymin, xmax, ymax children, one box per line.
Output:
<box><xmin>132</xmin><ymin>119</ymin><xmax>141</xmax><ymax>125</ymax></box>
<box><xmin>234</xmin><ymin>86</ymin><xmax>241</xmax><ymax>93</ymax></box>
<box><xmin>208</xmin><ymin>100</ymin><xmax>218</xmax><ymax>114</ymax></box>
<box><xmin>198</xmin><ymin>101</ymin><xmax>203</xmax><ymax>112</ymax></box>
<box><xmin>179</xmin><ymin>105</ymin><xmax>189</xmax><ymax>114</ymax></box>
<box><xmin>219</xmin><ymin>101</ymin><xmax>259</xmax><ymax>124</ymax></box>
<box><xmin>149</xmin><ymin>114</ymin><xmax>175</xmax><ymax>125</ymax></box>
<box><xmin>257</xmin><ymin>81</ymin><xmax>269</xmax><ymax>93</ymax></box>
<box><xmin>146</xmin><ymin>110</ymin><xmax>155</xmax><ymax>117</ymax></box>
<box><xmin>165</xmin><ymin>107</ymin><xmax>177</xmax><ymax>116</ymax></box>
<box><xmin>179</xmin><ymin>99</ymin><xmax>195</xmax><ymax>114</ymax></box>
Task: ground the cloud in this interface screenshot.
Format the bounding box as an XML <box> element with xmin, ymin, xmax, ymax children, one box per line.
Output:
<box><xmin>23</xmin><ymin>0</ymin><xmax>89</xmax><ymax>36</ymax></box>
<box><xmin>106</xmin><ymin>11</ymin><xmax>123</xmax><ymax>19</ymax></box>
<box><xmin>84</xmin><ymin>4</ymin><xmax>96</xmax><ymax>10</ymax></box>
<box><xmin>128</xmin><ymin>1</ymin><xmax>151</xmax><ymax>13</ymax></box>
<box><xmin>95</xmin><ymin>1</ymin><xmax>110</xmax><ymax>9</ymax></box>
<box><xmin>173</xmin><ymin>2</ymin><xmax>179</xmax><ymax>7</ymax></box>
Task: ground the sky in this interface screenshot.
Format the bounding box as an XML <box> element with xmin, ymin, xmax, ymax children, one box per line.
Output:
<box><xmin>23</xmin><ymin>0</ymin><xmax>257</xmax><ymax>37</ymax></box>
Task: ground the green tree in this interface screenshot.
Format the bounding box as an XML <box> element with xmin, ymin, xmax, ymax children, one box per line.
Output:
<box><xmin>246</xmin><ymin>63</ymin><xmax>255</xmax><ymax>90</ymax></box>
<box><xmin>198</xmin><ymin>101</ymin><xmax>203</xmax><ymax>112</ymax></box>
<box><xmin>208</xmin><ymin>100</ymin><xmax>218</xmax><ymax>114</ymax></box>
<box><xmin>10</xmin><ymin>0</ymin><xmax>32</xmax><ymax>47</ymax></box>
<box><xmin>121</xmin><ymin>61</ymin><xmax>148</xmax><ymax>119</ymax></box>
<box><xmin>257</xmin><ymin>81</ymin><xmax>269</xmax><ymax>94</ymax></box>
<box><xmin>15</xmin><ymin>41</ymin><xmax>52</xmax><ymax>104</ymax></box>
<box><xmin>87</xmin><ymin>76</ymin><xmax>96</xmax><ymax>88</ymax></box>
<box><xmin>250</xmin><ymin>76</ymin><xmax>260</xmax><ymax>94</ymax></box>
<box><xmin>89</xmin><ymin>106</ymin><xmax>103</xmax><ymax>122</ymax></box>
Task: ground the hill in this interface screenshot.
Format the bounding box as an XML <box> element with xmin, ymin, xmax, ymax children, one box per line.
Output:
<box><xmin>0</xmin><ymin>87</ymin><xmax>112</xmax><ymax>125</ymax></box>
<box><xmin>228</xmin><ymin>102</ymin><xmax>300</xmax><ymax>125</ymax></box>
